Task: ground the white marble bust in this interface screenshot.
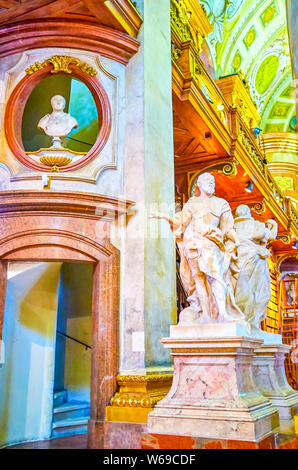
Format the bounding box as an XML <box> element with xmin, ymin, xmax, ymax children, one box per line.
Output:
<box><xmin>38</xmin><ymin>95</ymin><xmax>78</xmax><ymax>148</ymax></box>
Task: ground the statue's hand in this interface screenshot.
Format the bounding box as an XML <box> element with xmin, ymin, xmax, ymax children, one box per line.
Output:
<box><xmin>149</xmin><ymin>213</ymin><xmax>174</xmax><ymax>230</ymax></box>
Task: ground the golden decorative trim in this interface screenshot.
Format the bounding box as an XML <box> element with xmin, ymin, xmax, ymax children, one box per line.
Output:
<box><xmin>27</xmin><ymin>148</ymin><xmax>86</xmax><ymax>156</ymax></box>
<box><xmin>171</xmin><ymin>0</ymin><xmax>212</xmax><ymax>51</ymax></box>
<box><xmin>40</xmin><ymin>156</ymin><xmax>72</xmax><ymax>167</ymax></box>
<box><xmin>106</xmin><ymin>373</ymin><xmax>173</xmax><ymax>422</ymax></box>
<box><xmin>25</xmin><ymin>61</ymin><xmax>44</xmax><ymax>74</ymax></box>
<box><xmin>188</xmin><ymin>160</ymin><xmax>238</xmax><ymax>196</ymax></box>
<box><xmin>110</xmin><ymin>393</ymin><xmax>163</xmax><ymax>408</ymax></box>
<box><xmin>277</xmin><ymin>254</ymin><xmax>298</xmax><ymax>272</ymax></box>
<box><xmin>277</xmin><ymin>234</ymin><xmax>291</xmax><ymax>244</ymax></box>
<box><xmin>117</xmin><ymin>373</ymin><xmax>173</xmax><ymax>384</ymax></box>
<box><xmin>222</xmin><ymin>162</ymin><xmax>238</xmax><ymax>176</ymax></box>
<box><xmin>25</xmin><ymin>56</ymin><xmax>97</xmax><ymax>76</ymax></box>
<box><xmin>216</xmin><ymin>74</ymin><xmax>260</xmax><ymax>129</ymax></box>
<box><xmin>43</xmin><ymin>56</ymin><xmax>81</xmax><ymax>74</ymax></box>
<box><xmin>252</xmin><ymin>201</ymin><xmax>266</xmax><ymax>214</ymax></box>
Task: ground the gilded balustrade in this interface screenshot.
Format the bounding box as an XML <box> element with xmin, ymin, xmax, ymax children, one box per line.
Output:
<box><xmin>170</xmin><ymin>0</ymin><xmax>298</xmax><ymax>237</ymax></box>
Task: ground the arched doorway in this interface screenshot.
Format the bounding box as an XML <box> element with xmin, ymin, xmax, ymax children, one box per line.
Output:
<box><xmin>0</xmin><ymin>190</ymin><xmax>130</xmax><ymax>448</ymax></box>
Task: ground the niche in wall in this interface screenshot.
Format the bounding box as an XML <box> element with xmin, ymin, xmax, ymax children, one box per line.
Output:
<box><xmin>22</xmin><ymin>75</ymin><xmax>100</xmax><ymax>154</ymax></box>
<box><xmin>5</xmin><ymin>55</ymin><xmax>112</xmax><ymax>172</ymax></box>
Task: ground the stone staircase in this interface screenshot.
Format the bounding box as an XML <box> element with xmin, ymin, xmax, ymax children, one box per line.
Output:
<box><xmin>51</xmin><ymin>390</ymin><xmax>90</xmax><ymax>438</ymax></box>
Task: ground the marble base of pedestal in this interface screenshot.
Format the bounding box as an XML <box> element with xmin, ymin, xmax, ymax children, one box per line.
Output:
<box><xmin>147</xmin><ymin>327</ymin><xmax>279</xmax><ymax>442</ymax></box>
<box><xmin>253</xmin><ymin>343</ymin><xmax>298</xmax><ymax>422</ymax></box>
<box><xmin>141</xmin><ymin>432</ymin><xmax>277</xmax><ymax>449</ymax></box>
<box><xmin>88</xmin><ymin>419</ymin><xmax>147</xmax><ymax>449</ymax></box>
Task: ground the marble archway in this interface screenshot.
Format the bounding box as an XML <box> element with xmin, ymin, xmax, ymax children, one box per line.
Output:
<box><xmin>0</xmin><ymin>190</ymin><xmax>132</xmax><ymax>448</ymax></box>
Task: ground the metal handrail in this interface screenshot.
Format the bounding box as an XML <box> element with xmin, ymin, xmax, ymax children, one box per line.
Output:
<box><xmin>56</xmin><ymin>330</ymin><xmax>92</xmax><ymax>350</ymax></box>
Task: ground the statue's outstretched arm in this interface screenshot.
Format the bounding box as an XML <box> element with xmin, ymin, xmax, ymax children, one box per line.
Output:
<box><xmin>150</xmin><ymin>200</ymin><xmax>192</xmax><ymax>236</ymax></box>
<box><xmin>150</xmin><ymin>213</ymin><xmax>174</xmax><ymax>231</ymax></box>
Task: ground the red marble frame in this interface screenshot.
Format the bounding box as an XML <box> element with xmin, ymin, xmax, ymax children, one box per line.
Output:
<box><xmin>5</xmin><ymin>62</ymin><xmax>112</xmax><ymax>172</ymax></box>
<box><xmin>0</xmin><ymin>190</ymin><xmax>129</xmax><ymax>448</ymax></box>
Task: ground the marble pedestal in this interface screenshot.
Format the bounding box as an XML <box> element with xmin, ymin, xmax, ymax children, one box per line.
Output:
<box><xmin>147</xmin><ymin>324</ymin><xmax>279</xmax><ymax>442</ymax></box>
<box><xmin>253</xmin><ymin>342</ymin><xmax>298</xmax><ymax>422</ymax></box>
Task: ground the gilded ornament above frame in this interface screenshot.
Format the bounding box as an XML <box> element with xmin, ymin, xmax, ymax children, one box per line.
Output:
<box><xmin>25</xmin><ymin>55</ymin><xmax>97</xmax><ymax>77</ymax></box>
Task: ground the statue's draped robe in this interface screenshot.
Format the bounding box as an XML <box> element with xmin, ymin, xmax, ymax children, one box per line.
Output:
<box><xmin>173</xmin><ymin>196</ymin><xmax>244</xmax><ymax>321</ymax></box>
<box><xmin>234</xmin><ymin>216</ymin><xmax>271</xmax><ymax>327</ymax></box>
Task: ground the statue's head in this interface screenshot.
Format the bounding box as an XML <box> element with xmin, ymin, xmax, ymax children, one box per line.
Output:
<box><xmin>197</xmin><ymin>172</ymin><xmax>215</xmax><ymax>197</ymax></box>
<box><xmin>235</xmin><ymin>204</ymin><xmax>251</xmax><ymax>218</ymax></box>
<box><xmin>51</xmin><ymin>95</ymin><xmax>66</xmax><ymax>112</ymax></box>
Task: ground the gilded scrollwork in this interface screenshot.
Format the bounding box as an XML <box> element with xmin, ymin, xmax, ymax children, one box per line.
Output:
<box><xmin>25</xmin><ymin>55</ymin><xmax>97</xmax><ymax>77</ymax></box>
<box><xmin>252</xmin><ymin>201</ymin><xmax>266</xmax><ymax>214</ymax></box>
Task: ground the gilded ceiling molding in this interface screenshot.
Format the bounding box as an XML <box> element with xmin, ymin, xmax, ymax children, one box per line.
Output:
<box><xmin>248</xmin><ymin>37</ymin><xmax>290</xmax><ymax>112</ymax></box>
<box><xmin>0</xmin><ymin>19</ymin><xmax>140</xmax><ymax>65</ymax></box>
<box><xmin>198</xmin><ymin>0</ymin><xmax>244</xmax><ymax>66</ymax></box>
<box><xmin>262</xmin><ymin>132</ymin><xmax>298</xmax><ymax>154</ymax></box>
<box><xmin>273</xmin><ymin>176</ymin><xmax>294</xmax><ymax>193</ymax></box>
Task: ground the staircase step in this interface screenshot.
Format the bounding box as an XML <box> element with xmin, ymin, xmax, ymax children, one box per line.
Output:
<box><xmin>52</xmin><ymin>416</ymin><xmax>89</xmax><ymax>429</ymax></box>
<box><xmin>51</xmin><ymin>417</ymin><xmax>89</xmax><ymax>438</ymax></box>
<box><xmin>53</xmin><ymin>390</ymin><xmax>68</xmax><ymax>407</ymax></box>
<box><xmin>53</xmin><ymin>401</ymin><xmax>90</xmax><ymax>422</ymax></box>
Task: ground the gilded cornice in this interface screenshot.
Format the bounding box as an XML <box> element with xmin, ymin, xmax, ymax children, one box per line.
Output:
<box><xmin>103</xmin><ymin>0</ymin><xmax>143</xmax><ymax>38</ymax></box>
<box><xmin>183</xmin><ymin>0</ymin><xmax>213</xmax><ymax>39</ymax></box>
<box><xmin>170</xmin><ymin>11</ymin><xmax>298</xmax><ymax>240</ymax></box>
<box><xmin>216</xmin><ymin>74</ymin><xmax>261</xmax><ymax>130</ymax></box>
<box><xmin>172</xmin><ymin>59</ymin><xmax>232</xmax><ymax>155</ymax></box>
<box><xmin>171</xmin><ymin>0</ymin><xmax>212</xmax><ymax>53</ymax></box>
<box><xmin>114</xmin><ymin>374</ymin><xmax>173</xmax><ymax>406</ymax></box>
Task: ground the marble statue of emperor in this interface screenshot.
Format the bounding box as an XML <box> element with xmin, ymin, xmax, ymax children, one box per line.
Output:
<box><xmin>153</xmin><ymin>172</ymin><xmax>246</xmax><ymax>325</ymax></box>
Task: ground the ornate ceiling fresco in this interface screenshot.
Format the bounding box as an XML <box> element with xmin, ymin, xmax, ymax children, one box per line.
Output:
<box><xmin>199</xmin><ymin>0</ymin><xmax>296</xmax><ymax>133</ymax></box>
